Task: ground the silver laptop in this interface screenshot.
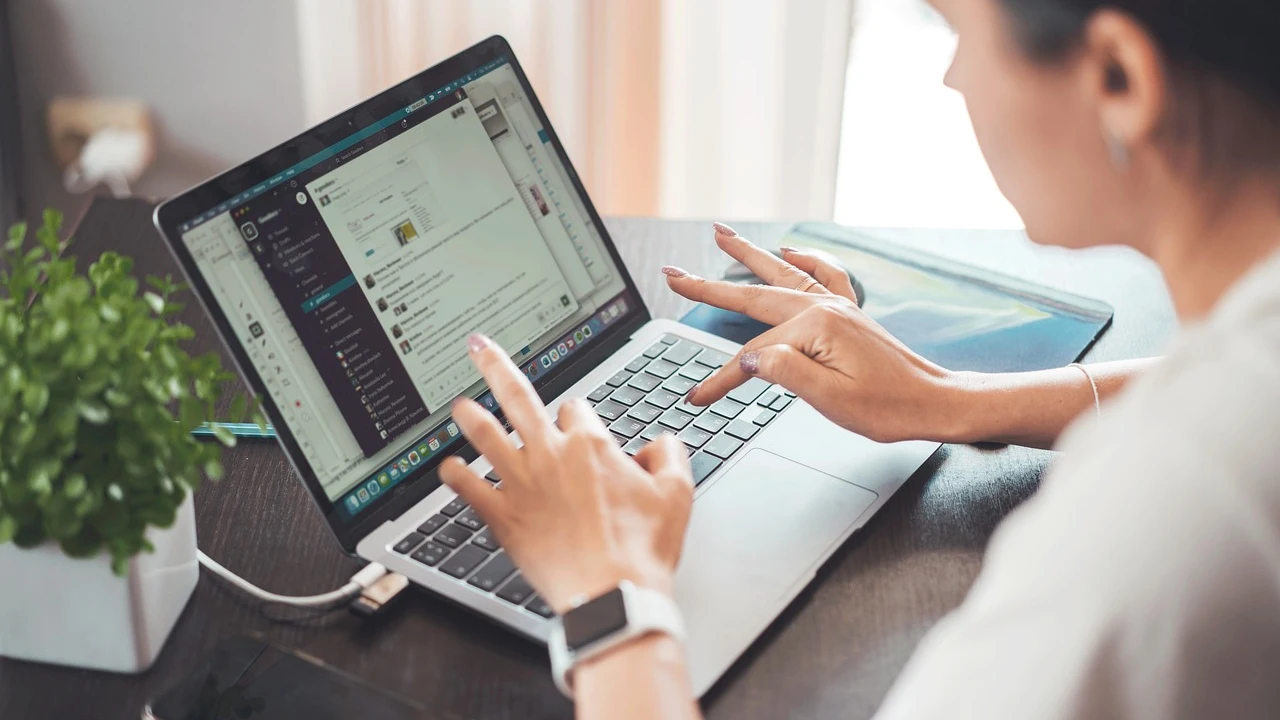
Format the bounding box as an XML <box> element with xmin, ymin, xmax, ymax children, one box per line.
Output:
<box><xmin>154</xmin><ymin>37</ymin><xmax>938</xmax><ymax>696</ymax></box>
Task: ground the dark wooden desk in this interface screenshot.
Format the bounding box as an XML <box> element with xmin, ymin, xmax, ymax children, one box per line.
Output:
<box><xmin>0</xmin><ymin>198</ymin><xmax>1176</xmax><ymax>720</ymax></box>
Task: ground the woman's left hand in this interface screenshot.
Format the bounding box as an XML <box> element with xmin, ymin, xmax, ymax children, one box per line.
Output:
<box><xmin>439</xmin><ymin>334</ymin><xmax>695</xmax><ymax>614</ymax></box>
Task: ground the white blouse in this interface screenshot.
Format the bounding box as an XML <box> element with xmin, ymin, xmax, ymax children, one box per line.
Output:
<box><xmin>875</xmin><ymin>250</ymin><xmax>1280</xmax><ymax>719</ymax></box>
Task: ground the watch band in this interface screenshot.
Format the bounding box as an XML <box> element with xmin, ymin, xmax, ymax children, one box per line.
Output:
<box><xmin>548</xmin><ymin>580</ymin><xmax>686</xmax><ymax>698</ymax></box>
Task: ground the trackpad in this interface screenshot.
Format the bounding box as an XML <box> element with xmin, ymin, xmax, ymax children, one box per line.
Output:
<box><xmin>674</xmin><ymin>450</ymin><xmax>878</xmax><ymax>689</ymax></box>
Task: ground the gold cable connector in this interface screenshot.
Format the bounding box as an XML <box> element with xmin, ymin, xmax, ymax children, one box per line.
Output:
<box><xmin>349</xmin><ymin>571</ymin><xmax>410</xmax><ymax>617</ymax></box>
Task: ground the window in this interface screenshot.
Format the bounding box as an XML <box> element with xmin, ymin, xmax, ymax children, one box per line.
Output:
<box><xmin>832</xmin><ymin>0</ymin><xmax>1024</xmax><ymax>229</ymax></box>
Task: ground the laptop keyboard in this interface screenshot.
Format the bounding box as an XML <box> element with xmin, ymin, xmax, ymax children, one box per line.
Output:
<box><xmin>390</xmin><ymin>334</ymin><xmax>796</xmax><ymax>619</ymax></box>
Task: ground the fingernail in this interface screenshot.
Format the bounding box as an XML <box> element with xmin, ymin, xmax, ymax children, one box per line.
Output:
<box><xmin>712</xmin><ymin>222</ymin><xmax>736</xmax><ymax>237</ymax></box>
<box><xmin>779</xmin><ymin>246</ymin><xmax>799</xmax><ymax>254</ymax></box>
<box><xmin>661</xmin><ymin>266</ymin><xmax>688</xmax><ymax>278</ymax></box>
<box><xmin>467</xmin><ymin>334</ymin><xmax>491</xmax><ymax>353</ymax></box>
<box><xmin>685</xmin><ymin>383</ymin><xmax>701</xmax><ymax>402</ymax></box>
<box><xmin>740</xmin><ymin>351</ymin><xmax>761</xmax><ymax>375</ymax></box>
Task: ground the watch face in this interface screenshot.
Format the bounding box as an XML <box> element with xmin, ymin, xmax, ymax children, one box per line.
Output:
<box><xmin>564</xmin><ymin>587</ymin><xmax>628</xmax><ymax>651</ymax></box>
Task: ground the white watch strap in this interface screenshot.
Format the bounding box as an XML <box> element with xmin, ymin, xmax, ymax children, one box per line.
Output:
<box><xmin>549</xmin><ymin>581</ymin><xmax>686</xmax><ymax>698</ymax></box>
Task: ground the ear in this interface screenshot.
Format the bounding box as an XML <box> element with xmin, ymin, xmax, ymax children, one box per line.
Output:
<box><xmin>1078</xmin><ymin>10</ymin><xmax>1169</xmax><ymax>151</ymax></box>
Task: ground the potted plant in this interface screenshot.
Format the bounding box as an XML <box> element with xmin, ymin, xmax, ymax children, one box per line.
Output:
<box><xmin>0</xmin><ymin>210</ymin><xmax>255</xmax><ymax>672</ymax></box>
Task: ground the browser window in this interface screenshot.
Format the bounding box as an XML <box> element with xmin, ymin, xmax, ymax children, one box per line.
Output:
<box><xmin>179</xmin><ymin>58</ymin><xmax>628</xmax><ymax>514</ymax></box>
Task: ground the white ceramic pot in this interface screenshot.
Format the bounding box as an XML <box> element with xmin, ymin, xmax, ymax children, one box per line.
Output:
<box><xmin>0</xmin><ymin>494</ymin><xmax>198</xmax><ymax>673</ymax></box>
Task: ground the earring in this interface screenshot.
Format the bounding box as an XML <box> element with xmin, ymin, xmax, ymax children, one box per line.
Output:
<box><xmin>1105</xmin><ymin>131</ymin><xmax>1130</xmax><ymax>169</ymax></box>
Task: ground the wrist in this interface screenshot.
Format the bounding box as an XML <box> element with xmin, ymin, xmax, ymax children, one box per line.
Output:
<box><xmin>549</xmin><ymin>563</ymin><xmax>675</xmax><ymax>615</ymax></box>
<box><xmin>936</xmin><ymin>371</ymin><xmax>991</xmax><ymax>445</ymax></box>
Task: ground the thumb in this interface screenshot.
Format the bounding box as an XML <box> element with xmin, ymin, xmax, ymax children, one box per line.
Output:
<box><xmin>439</xmin><ymin>457</ymin><xmax>506</xmax><ymax>526</ymax></box>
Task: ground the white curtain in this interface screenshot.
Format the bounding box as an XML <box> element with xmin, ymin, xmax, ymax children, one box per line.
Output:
<box><xmin>294</xmin><ymin>0</ymin><xmax>854</xmax><ymax>220</ymax></box>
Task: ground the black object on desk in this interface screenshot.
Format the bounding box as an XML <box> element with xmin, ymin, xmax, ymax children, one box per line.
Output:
<box><xmin>682</xmin><ymin>222</ymin><xmax>1114</xmax><ymax>372</ymax></box>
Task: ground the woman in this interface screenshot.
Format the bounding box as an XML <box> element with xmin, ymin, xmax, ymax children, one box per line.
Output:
<box><xmin>441</xmin><ymin>0</ymin><xmax>1280</xmax><ymax>717</ymax></box>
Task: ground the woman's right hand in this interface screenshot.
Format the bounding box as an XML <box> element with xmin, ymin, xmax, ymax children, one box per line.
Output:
<box><xmin>662</xmin><ymin>224</ymin><xmax>971</xmax><ymax>445</ymax></box>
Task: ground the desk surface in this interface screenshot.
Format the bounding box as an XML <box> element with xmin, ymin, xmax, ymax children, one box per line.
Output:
<box><xmin>0</xmin><ymin>198</ymin><xmax>1176</xmax><ymax>720</ymax></box>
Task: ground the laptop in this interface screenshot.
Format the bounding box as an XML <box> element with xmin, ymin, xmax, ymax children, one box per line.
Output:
<box><xmin>153</xmin><ymin>36</ymin><xmax>939</xmax><ymax>696</ymax></box>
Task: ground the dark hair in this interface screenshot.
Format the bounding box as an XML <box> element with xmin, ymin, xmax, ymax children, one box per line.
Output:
<box><xmin>998</xmin><ymin>0</ymin><xmax>1280</xmax><ymax>175</ymax></box>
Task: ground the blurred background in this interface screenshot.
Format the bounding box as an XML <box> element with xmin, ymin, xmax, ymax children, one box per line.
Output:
<box><xmin>0</xmin><ymin>0</ymin><xmax>1022</xmax><ymax>231</ymax></box>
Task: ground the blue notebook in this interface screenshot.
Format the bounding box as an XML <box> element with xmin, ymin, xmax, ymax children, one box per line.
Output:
<box><xmin>680</xmin><ymin>222</ymin><xmax>1113</xmax><ymax>373</ymax></box>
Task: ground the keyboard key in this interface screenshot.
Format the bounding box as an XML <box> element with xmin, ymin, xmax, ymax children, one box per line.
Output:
<box><xmin>434</xmin><ymin>523</ymin><xmax>474</xmax><ymax>549</ymax></box>
<box><xmin>611</xmin><ymin>433</ymin><xmax>629</xmax><ymax>447</ymax></box>
<box><xmin>393</xmin><ymin>532</ymin><xmax>426</xmax><ymax>555</ymax></box>
<box><xmin>623</xmin><ymin>436</ymin><xmax>651</xmax><ymax>456</ymax></box>
<box><xmin>625</xmin><ymin>356</ymin><xmax>650</xmax><ymax>373</ymax></box>
<box><xmin>609</xmin><ymin>386</ymin><xmax>647</xmax><ymax>406</ymax></box>
<box><xmin>709</xmin><ymin>398</ymin><xmax>747</xmax><ymax>419</ymax></box>
<box><xmin>662</xmin><ymin>375</ymin><xmax>697</xmax><ymax>396</ymax></box>
<box><xmin>696</xmin><ymin>349</ymin><xmax>732</xmax><ymax>368</ymax></box>
<box><xmin>610</xmin><ymin>417</ymin><xmax>647</xmax><ymax>439</ymax></box>
<box><xmin>606</xmin><ymin>370</ymin><xmax>633</xmax><ymax>387</ymax></box>
<box><xmin>662</xmin><ymin>342</ymin><xmax>701</xmax><ymax>366</ymax></box>
<box><xmin>727</xmin><ymin>378</ymin><xmax>771</xmax><ymax>406</ymax></box>
<box><xmin>440</xmin><ymin>498</ymin><xmax>468</xmax><ymax>517</ymax></box>
<box><xmin>753</xmin><ymin>409</ymin><xmax>778</xmax><ymax>426</ymax></box>
<box><xmin>417</xmin><ymin>515</ymin><xmax>448</xmax><ymax>536</ymax></box>
<box><xmin>455</xmin><ymin>508</ymin><xmax>486</xmax><ymax>531</ymax></box>
<box><xmin>757</xmin><ymin>391</ymin><xmax>780</xmax><ymax>409</ymax></box>
<box><xmin>693</xmin><ymin>413</ymin><xmax>729</xmax><ymax>434</ymax></box>
<box><xmin>769</xmin><ymin>395</ymin><xmax>794</xmax><ymax>411</ymax></box>
<box><xmin>645</xmin><ymin>389</ymin><xmax>680</xmax><ymax>409</ymax></box>
<box><xmin>527</xmin><ymin>596</ymin><xmax>556</xmax><ymax>618</ymax></box>
<box><xmin>587</xmin><ymin>385</ymin><xmax>614</xmax><ymax>403</ymax></box>
<box><xmin>704</xmin><ymin>434</ymin><xmax>744</xmax><ymax>459</ymax></box>
<box><xmin>484</xmin><ymin>469</ymin><xmax>501</xmax><ymax>484</ymax></box>
<box><xmin>724</xmin><ymin>419</ymin><xmax>760</xmax><ymax>441</ymax></box>
<box><xmin>595</xmin><ymin>400</ymin><xmax>627</xmax><ymax>422</ymax></box>
<box><xmin>468</xmin><ymin>552</ymin><xmax>517</xmax><ymax>591</ymax></box>
<box><xmin>691</xmin><ymin>453</ymin><xmax>723</xmax><ymax>486</ymax></box>
<box><xmin>496</xmin><ymin>574</ymin><xmax>535</xmax><ymax>605</ymax></box>
<box><xmin>782</xmin><ymin>388</ymin><xmax>797</xmax><ymax>398</ymax></box>
<box><xmin>678</xmin><ymin>364</ymin><xmax>712</xmax><ymax>382</ymax></box>
<box><xmin>645</xmin><ymin>359</ymin><xmax>680</xmax><ymax>379</ymax></box>
<box><xmin>658</xmin><ymin>408</ymin><xmax>695</xmax><ymax>430</ymax></box>
<box><xmin>677</xmin><ymin>426</ymin><xmax>713</xmax><ymax>449</ymax></box>
<box><xmin>627</xmin><ymin>403</ymin><xmax>663</xmax><ymax>424</ymax></box>
<box><xmin>440</xmin><ymin>545</ymin><xmax>489</xmax><ymax>579</ymax></box>
<box><xmin>643</xmin><ymin>343</ymin><xmax>667</xmax><ymax>359</ymax></box>
<box><xmin>628</xmin><ymin>373</ymin><xmax>662</xmax><ymax>392</ymax></box>
<box><xmin>411</xmin><ymin>541</ymin><xmax>451</xmax><ymax>566</ymax></box>
<box><xmin>641</xmin><ymin>424</ymin><xmax>672</xmax><ymax>442</ymax></box>
<box><xmin>659</xmin><ymin>334</ymin><xmax>680</xmax><ymax>345</ymax></box>
<box><xmin>472</xmin><ymin>528</ymin><xmax>501</xmax><ymax>552</ymax></box>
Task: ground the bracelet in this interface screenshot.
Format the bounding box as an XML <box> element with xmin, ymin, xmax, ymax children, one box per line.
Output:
<box><xmin>1068</xmin><ymin>363</ymin><xmax>1101</xmax><ymax>420</ymax></box>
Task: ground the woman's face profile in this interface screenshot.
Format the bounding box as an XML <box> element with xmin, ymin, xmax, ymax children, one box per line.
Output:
<box><xmin>930</xmin><ymin>0</ymin><xmax>1144</xmax><ymax>251</ymax></box>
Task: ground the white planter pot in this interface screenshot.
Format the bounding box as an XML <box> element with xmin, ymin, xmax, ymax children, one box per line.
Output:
<box><xmin>0</xmin><ymin>494</ymin><xmax>198</xmax><ymax>673</ymax></box>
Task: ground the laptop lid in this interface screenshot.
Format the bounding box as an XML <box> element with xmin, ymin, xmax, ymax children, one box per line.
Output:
<box><xmin>154</xmin><ymin>37</ymin><xmax>650</xmax><ymax>553</ymax></box>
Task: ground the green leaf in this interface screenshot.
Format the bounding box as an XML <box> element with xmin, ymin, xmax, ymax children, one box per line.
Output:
<box><xmin>143</xmin><ymin>291</ymin><xmax>165</xmax><ymax>315</ymax></box>
<box><xmin>0</xmin><ymin>515</ymin><xmax>16</xmax><ymax>543</ymax></box>
<box><xmin>212</xmin><ymin>424</ymin><xmax>236</xmax><ymax>448</ymax></box>
<box><xmin>229</xmin><ymin>394</ymin><xmax>246</xmax><ymax>421</ymax></box>
<box><xmin>23</xmin><ymin>383</ymin><xmax>50</xmax><ymax>416</ymax></box>
<box><xmin>64</xmin><ymin>474</ymin><xmax>87</xmax><ymax>499</ymax></box>
<box><xmin>203</xmin><ymin>460</ymin><xmax>224</xmax><ymax>480</ymax></box>
<box><xmin>6</xmin><ymin>220</ymin><xmax>26</xmax><ymax>250</ymax></box>
<box><xmin>76</xmin><ymin>400</ymin><xmax>110</xmax><ymax>424</ymax></box>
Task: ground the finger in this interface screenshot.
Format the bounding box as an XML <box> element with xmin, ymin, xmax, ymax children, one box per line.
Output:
<box><xmin>663</xmin><ymin>269</ymin><xmax>820</xmax><ymax>326</ymax></box>
<box><xmin>439</xmin><ymin>457</ymin><xmax>507</xmax><ymax>524</ymax></box>
<box><xmin>466</xmin><ymin>334</ymin><xmax>554</xmax><ymax>442</ymax></box>
<box><xmin>686</xmin><ymin>318</ymin><xmax>826</xmax><ymax>405</ymax></box>
<box><xmin>634</xmin><ymin>433</ymin><xmax>692</xmax><ymax>486</ymax></box>
<box><xmin>781</xmin><ymin>248</ymin><xmax>859</xmax><ymax>303</ymax></box>
<box><xmin>556</xmin><ymin>397</ymin><xmax>608</xmax><ymax>435</ymax></box>
<box><xmin>713</xmin><ymin>223</ymin><xmax>829</xmax><ymax>293</ymax></box>
<box><xmin>450</xmin><ymin>397</ymin><xmax>521</xmax><ymax>479</ymax></box>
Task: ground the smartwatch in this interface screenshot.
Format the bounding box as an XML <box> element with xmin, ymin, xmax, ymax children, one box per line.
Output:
<box><xmin>547</xmin><ymin>580</ymin><xmax>686</xmax><ymax>698</ymax></box>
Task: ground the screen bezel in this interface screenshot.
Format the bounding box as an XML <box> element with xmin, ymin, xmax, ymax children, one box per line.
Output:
<box><xmin>154</xmin><ymin>36</ymin><xmax>651</xmax><ymax>553</ymax></box>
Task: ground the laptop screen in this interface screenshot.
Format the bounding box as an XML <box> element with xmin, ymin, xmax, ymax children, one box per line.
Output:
<box><xmin>174</xmin><ymin>56</ymin><xmax>631</xmax><ymax>520</ymax></box>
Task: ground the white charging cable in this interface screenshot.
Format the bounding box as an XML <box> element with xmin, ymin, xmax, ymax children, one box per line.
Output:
<box><xmin>197</xmin><ymin>550</ymin><xmax>387</xmax><ymax>609</ymax></box>
<box><xmin>62</xmin><ymin>126</ymin><xmax>153</xmax><ymax>198</ymax></box>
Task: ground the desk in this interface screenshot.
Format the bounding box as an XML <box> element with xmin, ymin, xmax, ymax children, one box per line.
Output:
<box><xmin>0</xmin><ymin>198</ymin><xmax>1176</xmax><ymax>720</ymax></box>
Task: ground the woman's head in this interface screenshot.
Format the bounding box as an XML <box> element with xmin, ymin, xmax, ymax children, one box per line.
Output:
<box><xmin>932</xmin><ymin>0</ymin><xmax>1280</xmax><ymax>253</ymax></box>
